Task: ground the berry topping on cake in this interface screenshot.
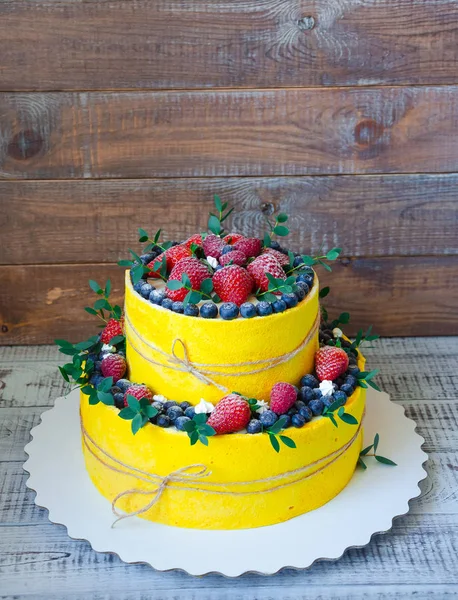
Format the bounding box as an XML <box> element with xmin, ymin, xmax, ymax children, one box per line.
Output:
<box><xmin>223</xmin><ymin>232</ymin><xmax>244</xmax><ymax>245</ymax></box>
<box><xmin>101</xmin><ymin>318</ymin><xmax>124</xmax><ymax>344</ymax></box>
<box><xmin>147</xmin><ymin>244</ymin><xmax>192</xmax><ymax>277</ymax></box>
<box><xmin>123</xmin><ymin>384</ymin><xmax>153</xmax><ymax>407</ymax></box>
<box><xmin>212</xmin><ymin>265</ymin><xmax>254</xmax><ymax>306</ymax></box>
<box><xmin>247</xmin><ymin>254</ymin><xmax>286</xmax><ymax>292</ymax></box>
<box><xmin>207</xmin><ymin>394</ymin><xmax>251</xmax><ymax>434</ymax></box>
<box><xmin>261</xmin><ymin>247</ymin><xmax>290</xmax><ymax>267</ymax></box>
<box><xmin>101</xmin><ymin>354</ymin><xmax>126</xmax><ymax>382</ymax></box>
<box><xmin>166</xmin><ymin>257</ymin><xmax>211</xmax><ymax>301</ymax></box>
<box><xmin>270</xmin><ymin>382</ymin><xmax>298</xmax><ymax>414</ymax></box>
<box><xmin>218</xmin><ymin>250</ymin><xmax>247</xmax><ymax>267</ymax></box>
<box><xmin>315</xmin><ymin>346</ymin><xmax>350</xmax><ymax>382</ymax></box>
<box><xmin>233</xmin><ymin>237</ymin><xmax>262</xmax><ymax>258</ymax></box>
<box><xmin>184</xmin><ymin>234</ymin><xmax>203</xmax><ymax>248</ymax></box>
<box><xmin>203</xmin><ymin>233</ymin><xmax>225</xmax><ymax>259</ymax></box>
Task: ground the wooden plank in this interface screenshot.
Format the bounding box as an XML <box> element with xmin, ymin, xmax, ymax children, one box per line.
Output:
<box><xmin>1</xmin><ymin>256</ymin><xmax>457</xmax><ymax>345</ymax></box>
<box><xmin>1</xmin><ymin>174</ymin><xmax>457</xmax><ymax>265</ymax></box>
<box><xmin>2</xmin><ymin>87</ymin><xmax>458</xmax><ymax>179</ymax></box>
<box><xmin>2</xmin><ymin>0</ymin><xmax>458</xmax><ymax>91</ymax></box>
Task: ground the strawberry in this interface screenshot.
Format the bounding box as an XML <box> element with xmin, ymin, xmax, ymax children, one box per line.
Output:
<box><xmin>247</xmin><ymin>255</ymin><xmax>286</xmax><ymax>293</ymax></box>
<box><xmin>123</xmin><ymin>384</ymin><xmax>153</xmax><ymax>407</ymax></box>
<box><xmin>203</xmin><ymin>234</ymin><xmax>225</xmax><ymax>259</ymax></box>
<box><xmin>234</xmin><ymin>237</ymin><xmax>262</xmax><ymax>258</ymax></box>
<box><xmin>101</xmin><ymin>318</ymin><xmax>124</xmax><ymax>344</ymax></box>
<box><xmin>270</xmin><ymin>382</ymin><xmax>297</xmax><ymax>415</ymax></box>
<box><xmin>262</xmin><ymin>247</ymin><xmax>290</xmax><ymax>267</ymax></box>
<box><xmin>184</xmin><ymin>234</ymin><xmax>203</xmax><ymax>249</ymax></box>
<box><xmin>315</xmin><ymin>346</ymin><xmax>349</xmax><ymax>382</ymax></box>
<box><xmin>219</xmin><ymin>250</ymin><xmax>247</xmax><ymax>267</ymax></box>
<box><xmin>223</xmin><ymin>233</ymin><xmax>244</xmax><ymax>245</ymax></box>
<box><xmin>212</xmin><ymin>265</ymin><xmax>253</xmax><ymax>306</ymax></box>
<box><xmin>166</xmin><ymin>257</ymin><xmax>211</xmax><ymax>301</ymax></box>
<box><xmin>101</xmin><ymin>354</ymin><xmax>126</xmax><ymax>382</ymax></box>
<box><xmin>147</xmin><ymin>244</ymin><xmax>192</xmax><ymax>278</ymax></box>
<box><xmin>207</xmin><ymin>394</ymin><xmax>251</xmax><ymax>434</ymax></box>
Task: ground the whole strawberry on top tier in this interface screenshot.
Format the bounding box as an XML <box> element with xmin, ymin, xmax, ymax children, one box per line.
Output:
<box><xmin>147</xmin><ymin>244</ymin><xmax>192</xmax><ymax>277</ymax></box>
<box><xmin>212</xmin><ymin>265</ymin><xmax>254</xmax><ymax>306</ymax></box>
<box><xmin>166</xmin><ymin>257</ymin><xmax>211</xmax><ymax>302</ymax></box>
<box><xmin>247</xmin><ymin>254</ymin><xmax>286</xmax><ymax>293</ymax></box>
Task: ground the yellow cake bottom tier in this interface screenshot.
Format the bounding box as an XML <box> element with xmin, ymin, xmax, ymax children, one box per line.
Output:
<box><xmin>80</xmin><ymin>384</ymin><xmax>366</xmax><ymax>530</ymax></box>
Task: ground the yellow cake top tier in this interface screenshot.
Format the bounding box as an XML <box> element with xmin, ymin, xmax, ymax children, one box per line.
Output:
<box><xmin>124</xmin><ymin>270</ymin><xmax>320</xmax><ymax>404</ymax></box>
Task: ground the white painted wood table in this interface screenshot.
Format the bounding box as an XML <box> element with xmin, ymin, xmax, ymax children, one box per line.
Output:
<box><xmin>1</xmin><ymin>339</ymin><xmax>457</xmax><ymax>599</ymax></box>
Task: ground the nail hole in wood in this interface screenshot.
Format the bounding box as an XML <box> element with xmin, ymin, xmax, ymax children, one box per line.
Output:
<box><xmin>260</xmin><ymin>202</ymin><xmax>275</xmax><ymax>216</ymax></box>
<box><xmin>1</xmin><ymin>325</ymin><xmax>9</xmax><ymax>333</ymax></box>
<box><xmin>298</xmin><ymin>16</ymin><xmax>315</xmax><ymax>31</ymax></box>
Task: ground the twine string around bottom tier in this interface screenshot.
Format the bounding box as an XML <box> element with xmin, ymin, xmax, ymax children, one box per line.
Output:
<box><xmin>124</xmin><ymin>311</ymin><xmax>320</xmax><ymax>394</ymax></box>
<box><xmin>80</xmin><ymin>416</ymin><xmax>363</xmax><ymax>527</ymax></box>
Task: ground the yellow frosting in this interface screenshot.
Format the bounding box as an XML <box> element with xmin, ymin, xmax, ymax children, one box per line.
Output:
<box><xmin>124</xmin><ymin>271</ymin><xmax>320</xmax><ymax>405</ymax></box>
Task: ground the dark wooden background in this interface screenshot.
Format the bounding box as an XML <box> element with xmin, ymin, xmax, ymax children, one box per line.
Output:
<box><xmin>1</xmin><ymin>0</ymin><xmax>458</xmax><ymax>344</ymax></box>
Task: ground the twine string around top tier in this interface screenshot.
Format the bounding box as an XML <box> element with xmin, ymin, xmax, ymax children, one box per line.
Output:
<box><xmin>80</xmin><ymin>415</ymin><xmax>363</xmax><ymax>527</ymax></box>
<box><xmin>124</xmin><ymin>311</ymin><xmax>320</xmax><ymax>394</ymax></box>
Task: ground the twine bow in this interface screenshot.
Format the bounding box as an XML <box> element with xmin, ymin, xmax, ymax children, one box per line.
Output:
<box><xmin>169</xmin><ymin>338</ymin><xmax>228</xmax><ymax>392</ymax></box>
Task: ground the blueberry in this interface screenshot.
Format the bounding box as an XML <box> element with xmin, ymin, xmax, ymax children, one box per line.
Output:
<box><xmin>312</xmin><ymin>388</ymin><xmax>323</xmax><ymax>399</ymax></box>
<box><xmin>149</xmin><ymin>289</ymin><xmax>167</xmax><ymax>305</ymax></box>
<box><xmin>164</xmin><ymin>400</ymin><xmax>178</xmax><ymax>410</ymax></box>
<box><xmin>298</xmin><ymin>406</ymin><xmax>313</xmax><ymax>422</ymax></box>
<box><xmin>94</xmin><ymin>360</ymin><xmax>103</xmax><ymax>372</ymax></box>
<box><xmin>348</xmin><ymin>365</ymin><xmax>361</xmax><ymax>377</ymax></box>
<box><xmin>116</xmin><ymin>378</ymin><xmax>131</xmax><ymax>393</ymax></box>
<box><xmin>200</xmin><ymin>302</ymin><xmax>218</xmax><ymax>319</ymax></box>
<box><xmin>157</xmin><ymin>414</ymin><xmax>171</xmax><ymax>428</ymax></box>
<box><xmin>140</xmin><ymin>283</ymin><xmax>154</xmax><ymax>299</ymax></box>
<box><xmin>287</xmin><ymin>406</ymin><xmax>298</xmax><ymax>416</ymax></box>
<box><xmin>297</xmin><ymin>272</ymin><xmax>314</xmax><ymax>287</ymax></box>
<box><xmin>113</xmin><ymin>393</ymin><xmax>125</xmax><ymax>409</ymax></box>
<box><xmin>259</xmin><ymin>410</ymin><xmax>277</xmax><ymax>428</ymax></box>
<box><xmin>340</xmin><ymin>383</ymin><xmax>354</xmax><ymax>397</ymax></box>
<box><xmin>256</xmin><ymin>301</ymin><xmax>273</xmax><ymax>317</ymax></box>
<box><xmin>270</xmin><ymin>240</ymin><xmax>281</xmax><ymax>250</ymax></box>
<box><xmin>345</xmin><ymin>375</ymin><xmax>357</xmax><ymax>388</ymax></box>
<box><xmin>272</xmin><ymin>299</ymin><xmax>287</xmax><ymax>313</ymax></box>
<box><xmin>167</xmin><ymin>406</ymin><xmax>184</xmax><ymax>422</ymax></box>
<box><xmin>293</xmin><ymin>255</ymin><xmax>305</xmax><ymax>268</ymax></box>
<box><xmin>332</xmin><ymin>391</ymin><xmax>347</xmax><ymax>407</ymax></box>
<box><xmin>281</xmin><ymin>414</ymin><xmax>292</xmax><ymax>428</ymax></box>
<box><xmin>89</xmin><ymin>373</ymin><xmax>104</xmax><ymax>387</ymax></box>
<box><xmin>152</xmin><ymin>401</ymin><xmax>165</xmax><ymax>414</ymax></box>
<box><xmin>221</xmin><ymin>245</ymin><xmax>233</xmax><ymax>255</ymax></box>
<box><xmin>111</xmin><ymin>385</ymin><xmax>122</xmax><ymax>395</ymax></box>
<box><xmin>298</xmin><ymin>386</ymin><xmax>315</xmax><ymax>403</ymax></box>
<box><xmin>309</xmin><ymin>398</ymin><xmax>324</xmax><ymax>416</ymax></box>
<box><xmin>295</xmin><ymin>286</ymin><xmax>306</xmax><ymax>302</ymax></box>
<box><xmin>300</xmin><ymin>374</ymin><xmax>319</xmax><ymax>388</ymax></box>
<box><xmin>240</xmin><ymin>302</ymin><xmax>256</xmax><ymax>318</ymax></box>
<box><xmin>184</xmin><ymin>406</ymin><xmax>196</xmax><ymax>419</ymax></box>
<box><xmin>292</xmin><ymin>413</ymin><xmax>306</xmax><ymax>428</ymax></box>
<box><xmin>219</xmin><ymin>302</ymin><xmax>239</xmax><ymax>320</ymax></box>
<box><xmin>161</xmin><ymin>298</ymin><xmax>174</xmax><ymax>310</ymax></box>
<box><xmin>247</xmin><ymin>419</ymin><xmax>262</xmax><ymax>434</ymax></box>
<box><xmin>281</xmin><ymin>293</ymin><xmax>298</xmax><ymax>309</ymax></box>
<box><xmin>296</xmin><ymin>281</ymin><xmax>310</xmax><ymax>295</ymax></box>
<box><xmin>171</xmin><ymin>301</ymin><xmax>184</xmax><ymax>314</ymax></box>
<box><xmin>134</xmin><ymin>280</ymin><xmax>146</xmax><ymax>293</ymax></box>
<box><xmin>180</xmin><ymin>401</ymin><xmax>191</xmax><ymax>411</ymax></box>
<box><xmin>294</xmin><ymin>400</ymin><xmax>306</xmax><ymax>411</ymax></box>
<box><xmin>184</xmin><ymin>303</ymin><xmax>199</xmax><ymax>317</ymax></box>
<box><xmin>141</xmin><ymin>251</ymin><xmax>159</xmax><ymax>264</ymax></box>
<box><xmin>322</xmin><ymin>396</ymin><xmax>333</xmax><ymax>409</ymax></box>
<box><xmin>335</xmin><ymin>376</ymin><xmax>345</xmax><ymax>388</ymax></box>
<box><xmin>175</xmin><ymin>416</ymin><xmax>191</xmax><ymax>431</ymax></box>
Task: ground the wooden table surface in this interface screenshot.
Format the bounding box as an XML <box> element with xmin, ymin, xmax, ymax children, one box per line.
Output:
<box><xmin>1</xmin><ymin>339</ymin><xmax>457</xmax><ymax>599</ymax></box>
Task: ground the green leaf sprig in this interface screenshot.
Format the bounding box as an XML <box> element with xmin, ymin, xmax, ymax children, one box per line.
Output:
<box><xmin>263</xmin><ymin>212</ymin><xmax>289</xmax><ymax>248</ymax></box>
<box><xmin>256</xmin><ymin>274</ymin><xmax>298</xmax><ymax>303</ymax></box>
<box><xmin>167</xmin><ymin>274</ymin><xmax>221</xmax><ymax>307</ymax></box>
<box><xmin>265</xmin><ymin>415</ymin><xmax>296</xmax><ymax>452</ymax></box>
<box><xmin>286</xmin><ymin>247</ymin><xmax>341</xmax><ymax>275</ymax></box>
<box><xmin>183</xmin><ymin>413</ymin><xmax>216</xmax><ymax>446</ymax></box>
<box><xmin>81</xmin><ymin>376</ymin><xmax>115</xmax><ymax>406</ymax></box>
<box><xmin>118</xmin><ymin>395</ymin><xmax>159</xmax><ymax>435</ymax></box>
<box><xmin>84</xmin><ymin>279</ymin><xmax>123</xmax><ymax>324</ymax></box>
<box><xmin>322</xmin><ymin>398</ymin><xmax>359</xmax><ymax>428</ymax></box>
<box><xmin>358</xmin><ymin>433</ymin><xmax>397</xmax><ymax>469</ymax></box>
<box><xmin>355</xmin><ymin>369</ymin><xmax>381</xmax><ymax>392</ymax></box>
<box><xmin>208</xmin><ymin>195</ymin><xmax>234</xmax><ymax>236</ymax></box>
<box><xmin>350</xmin><ymin>325</ymin><xmax>380</xmax><ymax>350</ymax></box>
<box><xmin>118</xmin><ymin>229</ymin><xmax>174</xmax><ymax>285</ymax></box>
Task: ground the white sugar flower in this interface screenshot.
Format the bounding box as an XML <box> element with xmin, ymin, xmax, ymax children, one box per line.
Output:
<box><xmin>255</xmin><ymin>399</ymin><xmax>269</xmax><ymax>414</ymax></box>
<box><xmin>319</xmin><ymin>380</ymin><xmax>335</xmax><ymax>397</ymax></box>
<box><xmin>206</xmin><ymin>256</ymin><xmax>219</xmax><ymax>269</ymax></box>
<box><xmin>101</xmin><ymin>344</ymin><xmax>115</xmax><ymax>353</ymax></box>
<box><xmin>194</xmin><ymin>398</ymin><xmax>215</xmax><ymax>414</ymax></box>
<box><xmin>153</xmin><ymin>394</ymin><xmax>167</xmax><ymax>403</ymax></box>
<box><xmin>332</xmin><ymin>328</ymin><xmax>343</xmax><ymax>339</ymax></box>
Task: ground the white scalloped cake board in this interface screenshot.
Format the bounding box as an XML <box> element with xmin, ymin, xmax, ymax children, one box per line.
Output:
<box><xmin>23</xmin><ymin>388</ymin><xmax>427</xmax><ymax>576</ymax></box>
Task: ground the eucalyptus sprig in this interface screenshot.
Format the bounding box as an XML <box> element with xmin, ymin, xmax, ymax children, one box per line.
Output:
<box><xmin>118</xmin><ymin>395</ymin><xmax>159</xmax><ymax>435</ymax></box>
<box><xmin>256</xmin><ymin>274</ymin><xmax>298</xmax><ymax>303</ymax></box>
<box><xmin>263</xmin><ymin>212</ymin><xmax>289</xmax><ymax>248</ymax></box>
<box><xmin>183</xmin><ymin>413</ymin><xmax>216</xmax><ymax>446</ymax></box>
<box><xmin>208</xmin><ymin>195</ymin><xmax>234</xmax><ymax>236</ymax></box>
<box><xmin>322</xmin><ymin>398</ymin><xmax>358</xmax><ymax>428</ymax></box>
<box><xmin>84</xmin><ymin>279</ymin><xmax>123</xmax><ymax>324</ymax></box>
<box><xmin>167</xmin><ymin>273</ymin><xmax>221</xmax><ymax>307</ymax></box>
<box><xmin>355</xmin><ymin>369</ymin><xmax>381</xmax><ymax>392</ymax></box>
<box><xmin>265</xmin><ymin>415</ymin><xmax>296</xmax><ymax>452</ymax></box>
<box><xmin>358</xmin><ymin>433</ymin><xmax>397</xmax><ymax>469</ymax></box>
<box><xmin>118</xmin><ymin>249</ymin><xmax>154</xmax><ymax>284</ymax></box>
<box><xmin>350</xmin><ymin>325</ymin><xmax>380</xmax><ymax>350</ymax></box>
<box><xmin>81</xmin><ymin>376</ymin><xmax>115</xmax><ymax>406</ymax></box>
<box><xmin>138</xmin><ymin>228</ymin><xmax>173</xmax><ymax>254</ymax></box>
<box><xmin>286</xmin><ymin>247</ymin><xmax>341</xmax><ymax>275</ymax></box>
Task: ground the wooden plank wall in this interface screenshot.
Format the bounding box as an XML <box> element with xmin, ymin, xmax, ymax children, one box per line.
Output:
<box><xmin>0</xmin><ymin>0</ymin><xmax>457</xmax><ymax>344</ymax></box>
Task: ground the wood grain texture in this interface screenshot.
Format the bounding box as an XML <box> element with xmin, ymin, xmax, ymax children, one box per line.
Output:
<box><xmin>1</xmin><ymin>256</ymin><xmax>457</xmax><ymax>345</ymax></box>
<box><xmin>1</xmin><ymin>174</ymin><xmax>457</xmax><ymax>265</ymax></box>
<box><xmin>2</xmin><ymin>87</ymin><xmax>458</xmax><ymax>178</ymax></box>
<box><xmin>2</xmin><ymin>0</ymin><xmax>458</xmax><ymax>91</ymax></box>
